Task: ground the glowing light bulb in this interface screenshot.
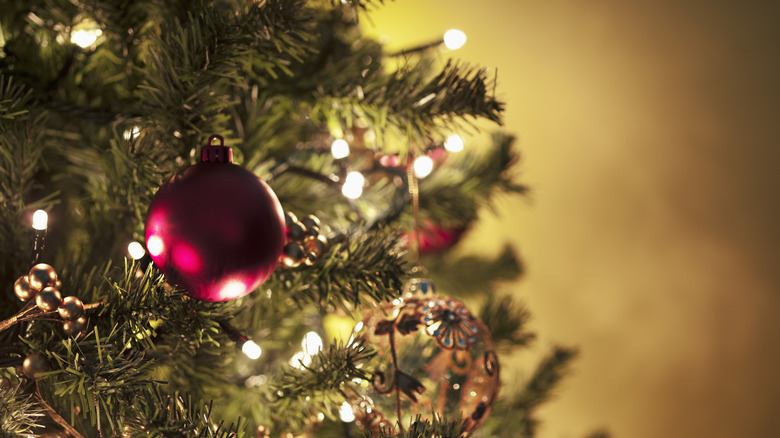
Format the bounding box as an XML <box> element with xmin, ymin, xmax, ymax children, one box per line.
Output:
<box><xmin>302</xmin><ymin>331</ymin><xmax>323</xmax><ymax>355</ymax></box>
<box><xmin>413</xmin><ymin>155</ymin><xmax>434</xmax><ymax>178</ymax></box>
<box><xmin>339</xmin><ymin>402</ymin><xmax>355</xmax><ymax>422</ymax></box>
<box><xmin>443</xmin><ymin>29</ymin><xmax>467</xmax><ymax>50</ymax></box>
<box><xmin>32</xmin><ymin>210</ymin><xmax>48</xmax><ymax>230</ymax></box>
<box><xmin>123</xmin><ymin>126</ymin><xmax>141</xmax><ymax>140</ymax></box>
<box><xmin>242</xmin><ymin>340</ymin><xmax>262</xmax><ymax>359</ymax></box>
<box><xmin>128</xmin><ymin>241</ymin><xmax>146</xmax><ymax>260</ymax></box>
<box><xmin>331</xmin><ymin>139</ymin><xmax>350</xmax><ymax>159</ymax></box>
<box><xmin>70</xmin><ymin>19</ymin><xmax>102</xmax><ymax>49</ymax></box>
<box><xmin>289</xmin><ymin>351</ymin><xmax>312</xmax><ymax>369</ymax></box>
<box><xmin>444</xmin><ymin>134</ymin><xmax>464</xmax><ymax>152</ymax></box>
<box><xmin>342</xmin><ymin>171</ymin><xmax>365</xmax><ymax>199</ymax></box>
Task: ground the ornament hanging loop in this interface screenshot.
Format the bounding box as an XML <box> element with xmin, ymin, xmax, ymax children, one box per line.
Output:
<box><xmin>200</xmin><ymin>134</ymin><xmax>233</xmax><ymax>163</ymax></box>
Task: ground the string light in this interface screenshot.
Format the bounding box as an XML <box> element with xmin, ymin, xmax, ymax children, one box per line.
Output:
<box><xmin>70</xmin><ymin>19</ymin><xmax>102</xmax><ymax>49</ymax></box>
<box><xmin>32</xmin><ymin>210</ymin><xmax>48</xmax><ymax>231</ymax></box>
<box><xmin>444</xmin><ymin>134</ymin><xmax>464</xmax><ymax>152</ymax></box>
<box><xmin>331</xmin><ymin>139</ymin><xmax>350</xmax><ymax>159</ymax></box>
<box><xmin>123</xmin><ymin>126</ymin><xmax>141</xmax><ymax>141</ymax></box>
<box><xmin>413</xmin><ymin>155</ymin><xmax>434</xmax><ymax>178</ymax></box>
<box><xmin>242</xmin><ymin>340</ymin><xmax>262</xmax><ymax>359</ymax></box>
<box><xmin>338</xmin><ymin>402</ymin><xmax>355</xmax><ymax>422</ymax></box>
<box><xmin>289</xmin><ymin>351</ymin><xmax>312</xmax><ymax>369</ymax></box>
<box><xmin>342</xmin><ymin>171</ymin><xmax>365</xmax><ymax>199</ymax></box>
<box><xmin>443</xmin><ymin>29</ymin><xmax>467</xmax><ymax>50</ymax></box>
<box><xmin>31</xmin><ymin>210</ymin><xmax>48</xmax><ymax>265</ymax></box>
<box><xmin>127</xmin><ymin>242</ymin><xmax>146</xmax><ymax>260</ymax></box>
<box><xmin>302</xmin><ymin>331</ymin><xmax>323</xmax><ymax>355</ymax></box>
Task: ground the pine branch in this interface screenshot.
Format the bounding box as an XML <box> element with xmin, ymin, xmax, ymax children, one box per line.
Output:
<box><xmin>0</xmin><ymin>381</ymin><xmax>46</xmax><ymax>436</ymax></box>
<box><xmin>478</xmin><ymin>293</ymin><xmax>536</xmax><ymax>352</ymax></box>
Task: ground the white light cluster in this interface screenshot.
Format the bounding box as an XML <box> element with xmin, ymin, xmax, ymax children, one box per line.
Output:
<box><xmin>443</xmin><ymin>29</ymin><xmax>467</xmax><ymax>50</ymax></box>
<box><xmin>32</xmin><ymin>210</ymin><xmax>48</xmax><ymax>231</ymax></box>
<box><xmin>70</xmin><ymin>19</ymin><xmax>103</xmax><ymax>49</ymax></box>
<box><xmin>127</xmin><ymin>241</ymin><xmax>146</xmax><ymax>260</ymax></box>
<box><xmin>342</xmin><ymin>171</ymin><xmax>365</xmax><ymax>199</ymax></box>
<box><xmin>331</xmin><ymin>139</ymin><xmax>350</xmax><ymax>159</ymax></box>
<box><xmin>339</xmin><ymin>402</ymin><xmax>355</xmax><ymax>422</ymax></box>
<box><xmin>289</xmin><ymin>331</ymin><xmax>323</xmax><ymax>370</ymax></box>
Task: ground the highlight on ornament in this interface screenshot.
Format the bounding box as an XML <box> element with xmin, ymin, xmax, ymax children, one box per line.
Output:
<box><xmin>413</xmin><ymin>155</ymin><xmax>435</xmax><ymax>178</ymax></box>
<box><xmin>331</xmin><ymin>138</ymin><xmax>350</xmax><ymax>159</ymax></box>
<box><xmin>341</xmin><ymin>171</ymin><xmax>365</xmax><ymax>199</ymax></box>
<box><xmin>444</xmin><ymin>134</ymin><xmax>464</xmax><ymax>152</ymax></box>
<box><xmin>443</xmin><ymin>29</ymin><xmax>467</xmax><ymax>50</ymax></box>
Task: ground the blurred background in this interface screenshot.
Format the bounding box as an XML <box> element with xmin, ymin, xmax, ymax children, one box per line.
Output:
<box><xmin>366</xmin><ymin>1</ymin><xmax>780</xmax><ymax>437</ymax></box>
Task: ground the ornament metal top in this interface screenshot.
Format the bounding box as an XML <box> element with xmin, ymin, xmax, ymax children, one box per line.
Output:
<box><xmin>144</xmin><ymin>135</ymin><xmax>285</xmax><ymax>301</ymax></box>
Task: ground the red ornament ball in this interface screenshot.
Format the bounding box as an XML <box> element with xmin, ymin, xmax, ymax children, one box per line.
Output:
<box><xmin>144</xmin><ymin>135</ymin><xmax>285</xmax><ymax>301</ymax></box>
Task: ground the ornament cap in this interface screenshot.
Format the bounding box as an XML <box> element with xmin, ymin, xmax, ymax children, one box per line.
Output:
<box><xmin>200</xmin><ymin>134</ymin><xmax>233</xmax><ymax>163</ymax></box>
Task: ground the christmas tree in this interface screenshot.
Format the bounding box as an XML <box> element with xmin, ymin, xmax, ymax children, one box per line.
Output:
<box><xmin>0</xmin><ymin>1</ymin><xmax>590</xmax><ymax>436</ymax></box>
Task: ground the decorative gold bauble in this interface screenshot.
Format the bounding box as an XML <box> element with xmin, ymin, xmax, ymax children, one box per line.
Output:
<box><xmin>22</xmin><ymin>353</ymin><xmax>49</xmax><ymax>379</ymax></box>
<box><xmin>282</xmin><ymin>242</ymin><xmax>306</xmax><ymax>268</ymax></box>
<box><xmin>58</xmin><ymin>296</ymin><xmax>85</xmax><ymax>320</ymax></box>
<box><xmin>14</xmin><ymin>276</ymin><xmax>35</xmax><ymax>302</ymax></box>
<box><xmin>286</xmin><ymin>221</ymin><xmax>308</xmax><ymax>243</ymax></box>
<box><xmin>28</xmin><ymin>263</ymin><xmax>58</xmax><ymax>291</ymax></box>
<box><xmin>63</xmin><ymin>316</ymin><xmax>87</xmax><ymax>337</ymax></box>
<box><xmin>300</xmin><ymin>215</ymin><xmax>320</xmax><ymax>237</ymax></box>
<box><xmin>304</xmin><ymin>235</ymin><xmax>328</xmax><ymax>258</ymax></box>
<box><xmin>35</xmin><ymin>287</ymin><xmax>62</xmax><ymax>312</ymax></box>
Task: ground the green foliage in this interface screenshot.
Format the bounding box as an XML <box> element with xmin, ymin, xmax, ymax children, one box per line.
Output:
<box><xmin>0</xmin><ymin>0</ymin><xmax>596</xmax><ymax>436</ymax></box>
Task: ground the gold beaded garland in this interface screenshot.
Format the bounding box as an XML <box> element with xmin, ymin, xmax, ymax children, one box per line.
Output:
<box><xmin>36</xmin><ymin>287</ymin><xmax>62</xmax><ymax>312</ymax></box>
<box><xmin>63</xmin><ymin>316</ymin><xmax>87</xmax><ymax>337</ymax></box>
<box><xmin>304</xmin><ymin>235</ymin><xmax>328</xmax><ymax>258</ymax></box>
<box><xmin>282</xmin><ymin>242</ymin><xmax>306</xmax><ymax>268</ymax></box>
<box><xmin>286</xmin><ymin>222</ymin><xmax>308</xmax><ymax>243</ymax></box>
<box><xmin>22</xmin><ymin>353</ymin><xmax>49</xmax><ymax>379</ymax></box>
<box><xmin>28</xmin><ymin>263</ymin><xmax>58</xmax><ymax>291</ymax></box>
<box><xmin>58</xmin><ymin>296</ymin><xmax>85</xmax><ymax>320</ymax></box>
<box><xmin>14</xmin><ymin>276</ymin><xmax>35</xmax><ymax>302</ymax></box>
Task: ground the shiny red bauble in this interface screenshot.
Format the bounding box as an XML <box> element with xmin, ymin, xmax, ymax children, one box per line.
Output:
<box><xmin>144</xmin><ymin>135</ymin><xmax>285</xmax><ymax>301</ymax></box>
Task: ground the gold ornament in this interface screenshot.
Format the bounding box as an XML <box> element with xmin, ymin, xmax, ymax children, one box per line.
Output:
<box><xmin>282</xmin><ymin>242</ymin><xmax>306</xmax><ymax>268</ymax></box>
<box><xmin>53</xmin><ymin>280</ymin><xmax>63</xmax><ymax>291</ymax></box>
<box><xmin>284</xmin><ymin>211</ymin><xmax>298</xmax><ymax>227</ymax></box>
<box><xmin>300</xmin><ymin>215</ymin><xmax>321</xmax><ymax>237</ymax></box>
<box><xmin>58</xmin><ymin>296</ymin><xmax>85</xmax><ymax>320</ymax></box>
<box><xmin>63</xmin><ymin>316</ymin><xmax>87</xmax><ymax>337</ymax></box>
<box><xmin>35</xmin><ymin>287</ymin><xmax>62</xmax><ymax>312</ymax></box>
<box><xmin>22</xmin><ymin>353</ymin><xmax>49</xmax><ymax>379</ymax></box>
<box><xmin>14</xmin><ymin>276</ymin><xmax>35</xmax><ymax>302</ymax></box>
<box><xmin>28</xmin><ymin>263</ymin><xmax>58</xmax><ymax>291</ymax></box>
<box><xmin>304</xmin><ymin>235</ymin><xmax>328</xmax><ymax>258</ymax></box>
<box><xmin>286</xmin><ymin>221</ymin><xmax>307</xmax><ymax>243</ymax></box>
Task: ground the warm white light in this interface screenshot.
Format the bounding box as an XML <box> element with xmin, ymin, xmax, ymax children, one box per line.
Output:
<box><xmin>302</xmin><ymin>331</ymin><xmax>323</xmax><ymax>355</ymax></box>
<box><xmin>339</xmin><ymin>402</ymin><xmax>355</xmax><ymax>422</ymax></box>
<box><xmin>443</xmin><ymin>29</ymin><xmax>467</xmax><ymax>50</ymax></box>
<box><xmin>354</xmin><ymin>321</ymin><xmax>364</xmax><ymax>333</ymax></box>
<box><xmin>71</xmin><ymin>27</ymin><xmax>102</xmax><ymax>48</ymax></box>
<box><xmin>32</xmin><ymin>210</ymin><xmax>48</xmax><ymax>230</ymax></box>
<box><xmin>413</xmin><ymin>155</ymin><xmax>434</xmax><ymax>178</ymax></box>
<box><xmin>342</xmin><ymin>171</ymin><xmax>365</xmax><ymax>199</ymax></box>
<box><xmin>444</xmin><ymin>134</ymin><xmax>464</xmax><ymax>152</ymax></box>
<box><xmin>123</xmin><ymin>126</ymin><xmax>141</xmax><ymax>140</ymax></box>
<box><xmin>289</xmin><ymin>351</ymin><xmax>312</xmax><ymax>369</ymax></box>
<box><xmin>127</xmin><ymin>241</ymin><xmax>146</xmax><ymax>260</ymax></box>
<box><xmin>331</xmin><ymin>139</ymin><xmax>350</xmax><ymax>159</ymax></box>
<box><xmin>146</xmin><ymin>235</ymin><xmax>164</xmax><ymax>257</ymax></box>
<box><xmin>242</xmin><ymin>340</ymin><xmax>262</xmax><ymax>359</ymax></box>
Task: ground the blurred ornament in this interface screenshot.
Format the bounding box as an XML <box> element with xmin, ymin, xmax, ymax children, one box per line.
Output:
<box><xmin>58</xmin><ymin>296</ymin><xmax>84</xmax><ymax>320</ymax></box>
<box><xmin>14</xmin><ymin>276</ymin><xmax>35</xmax><ymax>301</ymax></box>
<box><xmin>22</xmin><ymin>353</ymin><xmax>49</xmax><ymax>379</ymax></box>
<box><xmin>28</xmin><ymin>263</ymin><xmax>58</xmax><ymax>291</ymax></box>
<box><xmin>286</xmin><ymin>221</ymin><xmax>308</xmax><ymax>243</ymax></box>
<box><xmin>404</xmin><ymin>220</ymin><xmax>466</xmax><ymax>255</ymax></box>
<box><xmin>403</xmin><ymin>277</ymin><xmax>436</xmax><ymax>298</ymax></box>
<box><xmin>304</xmin><ymin>235</ymin><xmax>328</xmax><ymax>258</ymax></box>
<box><xmin>35</xmin><ymin>287</ymin><xmax>62</xmax><ymax>312</ymax></box>
<box><xmin>144</xmin><ymin>135</ymin><xmax>285</xmax><ymax>301</ymax></box>
<box><xmin>299</xmin><ymin>215</ymin><xmax>320</xmax><ymax>235</ymax></box>
<box><xmin>353</xmin><ymin>293</ymin><xmax>499</xmax><ymax>435</ymax></box>
<box><xmin>254</xmin><ymin>425</ymin><xmax>270</xmax><ymax>438</ymax></box>
<box><xmin>282</xmin><ymin>242</ymin><xmax>306</xmax><ymax>268</ymax></box>
<box><xmin>63</xmin><ymin>316</ymin><xmax>87</xmax><ymax>337</ymax></box>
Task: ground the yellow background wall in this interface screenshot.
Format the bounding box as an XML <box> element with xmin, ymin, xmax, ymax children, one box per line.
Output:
<box><xmin>366</xmin><ymin>1</ymin><xmax>780</xmax><ymax>437</ymax></box>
